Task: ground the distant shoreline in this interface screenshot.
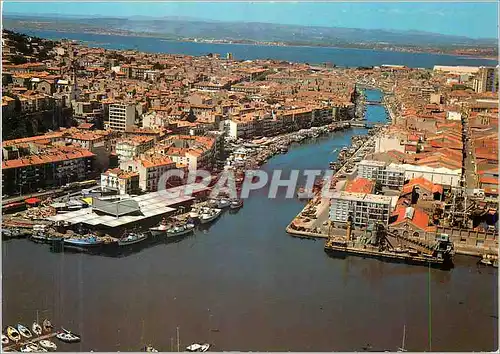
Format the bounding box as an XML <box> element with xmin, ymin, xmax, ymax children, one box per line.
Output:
<box><xmin>11</xmin><ymin>26</ymin><xmax>498</xmax><ymax>62</ymax></box>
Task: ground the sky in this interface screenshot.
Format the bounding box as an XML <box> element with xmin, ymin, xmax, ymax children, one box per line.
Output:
<box><xmin>3</xmin><ymin>1</ymin><xmax>499</xmax><ymax>39</ymax></box>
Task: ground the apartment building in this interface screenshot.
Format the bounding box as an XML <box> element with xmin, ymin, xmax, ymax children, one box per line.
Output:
<box><xmin>100</xmin><ymin>168</ymin><xmax>140</xmax><ymax>195</ymax></box>
<box><xmin>473</xmin><ymin>66</ymin><xmax>499</xmax><ymax>93</ymax></box>
<box><xmin>148</xmin><ymin>135</ymin><xmax>216</xmax><ymax>171</ymax></box>
<box><xmin>357</xmin><ymin>160</ymin><xmax>405</xmax><ymax>189</ymax></box>
<box><xmin>2</xmin><ymin>145</ymin><xmax>95</xmax><ymax>196</ymax></box>
<box><xmin>120</xmin><ymin>155</ymin><xmax>176</xmax><ymax>192</ymax></box>
<box><xmin>115</xmin><ymin>136</ymin><xmax>155</xmax><ymax>162</ymax></box>
<box><xmin>329</xmin><ymin>191</ymin><xmax>394</xmax><ymax>227</ymax></box>
<box><xmin>107</xmin><ymin>103</ymin><xmax>136</xmax><ymax>131</ymax></box>
<box><xmin>390</xmin><ymin>163</ymin><xmax>462</xmax><ymax>188</ymax></box>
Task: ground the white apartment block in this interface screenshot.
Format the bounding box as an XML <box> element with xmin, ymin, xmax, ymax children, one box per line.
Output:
<box><xmin>389</xmin><ymin>163</ymin><xmax>461</xmax><ymax>187</ymax></box>
<box><xmin>115</xmin><ymin>137</ymin><xmax>154</xmax><ymax>162</ymax></box>
<box><xmin>357</xmin><ymin>160</ymin><xmax>386</xmax><ymax>179</ymax></box>
<box><xmin>100</xmin><ymin>168</ymin><xmax>139</xmax><ymax>195</ymax></box>
<box><xmin>329</xmin><ymin>192</ymin><xmax>394</xmax><ymax>227</ymax></box>
<box><xmin>120</xmin><ymin>157</ymin><xmax>176</xmax><ymax>192</ymax></box>
<box><xmin>107</xmin><ymin>103</ymin><xmax>136</xmax><ymax>131</ymax></box>
<box><xmin>357</xmin><ymin>160</ymin><xmax>405</xmax><ymax>189</ymax></box>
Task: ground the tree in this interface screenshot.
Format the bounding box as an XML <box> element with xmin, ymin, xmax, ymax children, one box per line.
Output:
<box><xmin>153</xmin><ymin>63</ymin><xmax>165</xmax><ymax>70</ymax></box>
<box><xmin>10</xmin><ymin>55</ymin><xmax>28</xmax><ymax>65</ymax></box>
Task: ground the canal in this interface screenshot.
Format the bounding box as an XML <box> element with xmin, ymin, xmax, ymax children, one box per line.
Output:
<box><xmin>2</xmin><ymin>90</ymin><xmax>497</xmax><ymax>351</ymax></box>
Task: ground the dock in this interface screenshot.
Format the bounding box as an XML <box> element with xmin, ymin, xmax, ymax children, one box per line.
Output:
<box><xmin>324</xmin><ymin>238</ymin><xmax>445</xmax><ymax>267</ymax></box>
<box><xmin>2</xmin><ymin>332</ymin><xmax>57</xmax><ymax>352</ymax></box>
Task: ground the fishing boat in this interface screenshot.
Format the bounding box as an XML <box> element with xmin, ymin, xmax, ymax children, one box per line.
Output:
<box><xmin>149</xmin><ymin>218</ymin><xmax>170</xmax><ymax>237</ymax></box>
<box><xmin>189</xmin><ymin>210</ymin><xmax>200</xmax><ymax>219</ymax></box>
<box><xmin>32</xmin><ymin>322</ymin><xmax>42</xmax><ymax>336</ymax></box>
<box><xmin>38</xmin><ymin>340</ymin><xmax>57</xmax><ymax>351</ymax></box>
<box><xmin>199</xmin><ymin>208</ymin><xmax>222</xmax><ymax>224</ymax></box>
<box><xmin>2</xmin><ymin>334</ymin><xmax>9</xmax><ymax>345</ymax></box>
<box><xmin>229</xmin><ymin>199</ymin><xmax>243</xmax><ymax>209</ymax></box>
<box><xmin>63</xmin><ymin>235</ymin><xmax>103</xmax><ymax>248</ymax></box>
<box><xmin>209</xmin><ymin>198</ymin><xmax>230</xmax><ymax>209</ymax></box>
<box><xmin>166</xmin><ymin>223</ymin><xmax>195</xmax><ymax>238</ymax></box>
<box><xmin>17</xmin><ymin>324</ymin><xmax>32</xmax><ymax>339</ymax></box>
<box><xmin>6</xmin><ymin>326</ymin><xmax>21</xmax><ymax>342</ymax></box>
<box><xmin>118</xmin><ymin>232</ymin><xmax>148</xmax><ymax>246</ymax></box>
<box><xmin>56</xmin><ymin>328</ymin><xmax>80</xmax><ymax>343</ymax></box>
<box><xmin>42</xmin><ymin>319</ymin><xmax>53</xmax><ymax>333</ymax></box>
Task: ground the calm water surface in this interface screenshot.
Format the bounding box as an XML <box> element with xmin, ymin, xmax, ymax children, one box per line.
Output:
<box><xmin>2</xmin><ymin>100</ymin><xmax>498</xmax><ymax>352</ymax></box>
<box><xmin>11</xmin><ymin>29</ymin><xmax>499</xmax><ymax>69</ymax></box>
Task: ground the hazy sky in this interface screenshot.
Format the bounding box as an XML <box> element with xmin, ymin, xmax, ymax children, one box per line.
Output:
<box><xmin>3</xmin><ymin>1</ymin><xmax>499</xmax><ymax>39</ymax></box>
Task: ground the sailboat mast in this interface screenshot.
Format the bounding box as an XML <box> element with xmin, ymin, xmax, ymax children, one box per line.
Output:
<box><xmin>176</xmin><ymin>326</ymin><xmax>180</xmax><ymax>352</ymax></box>
<box><xmin>402</xmin><ymin>325</ymin><xmax>406</xmax><ymax>350</ymax></box>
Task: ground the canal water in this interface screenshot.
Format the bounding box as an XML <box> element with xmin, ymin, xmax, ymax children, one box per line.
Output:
<box><xmin>2</xmin><ymin>90</ymin><xmax>497</xmax><ymax>351</ymax></box>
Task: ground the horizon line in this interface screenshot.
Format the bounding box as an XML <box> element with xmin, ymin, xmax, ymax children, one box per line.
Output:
<box><xmin>3</xmin><ymin>12</ymin><xmax>498</xmax><ymax>41</ymax></box>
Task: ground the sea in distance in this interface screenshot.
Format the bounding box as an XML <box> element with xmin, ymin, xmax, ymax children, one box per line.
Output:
<box><xmin>2</xmin><ymin>90</ymin><xmax>497</xmax><ymax>352</ymax></box>
<box><xmin>12</xmin><ymin>28</ymin><xmax>499</xmax><ymax>69</ymax></box>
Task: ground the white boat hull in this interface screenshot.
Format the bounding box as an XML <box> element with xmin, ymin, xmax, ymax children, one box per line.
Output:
<box><xmin>118</xmin><ymin>236</ymin><xmax>147</xmax><ymax>246</ymax></box>
<box><xmin>199</xmin><ymin>210</ymin><xmax>222</xmax><ymax>224</ymax></box>
<box><xmin>166</xmin><ymin>228</ymin><xmax>194</xmax><ymax>238</ymax></box>
<box><xmin>149</xmin><ymin>228</ymin><xmax>167</xmax><ymax>237</ymax></box>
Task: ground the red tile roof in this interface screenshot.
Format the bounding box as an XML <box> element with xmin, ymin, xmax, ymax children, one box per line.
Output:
<box><xmin>344</xmin><ymin>177</ymin><xmax>375</xmax><ymax>194</ymax></box>
<box><xmin>391</xmin><ymin>205</ymin><xmax>432</xmax><ymax>231</ymax></box>
<box><xmin>401</xmin><ymin>176</ymin><xmax>443</xmax><ymax>195</ymax></box>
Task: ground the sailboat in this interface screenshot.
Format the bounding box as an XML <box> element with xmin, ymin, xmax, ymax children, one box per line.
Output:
<box><xmin>397</xmin><ymin>325</ymin><xmax>407</xmax><ymax>352</ymax></box>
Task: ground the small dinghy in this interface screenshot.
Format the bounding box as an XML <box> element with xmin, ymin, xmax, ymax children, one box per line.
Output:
<box><xmin>21</xmin><ymin>342</ymin><xmax>45</xmax><ymax>352</ymax></box>
<box><xmin>186</xmin><ymin>343</ymin><xmax>210</xmax><ymax>352</ymax></box>
<box><xmin>2</xmin><ymin>334</ymin><xmax>9</xmax><ymax>345</ymax></box>
<box><xmin>32</xmin><ymin>322</ymin><xmax>42</xmax><ymax>336</ymax></box>
<box><xmin>200</xmin><ymin>344</ymin><xmax>210</xmax><ymax>352</ymax></box>
<box><xmin>6</xmin><ymin>326</ymin><xmax>21</xmax><ymax>342</ymax></box>
<box><xmin>38</xmin><ymin>340</ymin><xmax>57</xmax><ymax>351</ymax></box>
<box><xmin>186</xmin><ymin>344</ymin><xmax>203</xmax><ymax>352</ymax></box>
<box><xmin>42</xmin><ymin>320</ymin><xmax>52</xmax><ymax>333</ymax></box>
<box><xmin>17</xmin><ymin>324</ymin><xmax>32</xmax><ymax>339</ymax></box>
<box><xmin>144</xmin><ymin>345</ymin><xmax>158</xmax><ymax>352</ymax></box>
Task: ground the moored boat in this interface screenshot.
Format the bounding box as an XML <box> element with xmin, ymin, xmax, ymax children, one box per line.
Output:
<box><xmin>149</xmin><ymin>222</ymin><xmax>170</xmax><ymax>237</ymax></box>
<box><xmin>186</xmin><ymin>343</ymin><xmax>210</xmax><ymax>352</ymax></box>
<box><xmin>32</xmin><ymin>322</ymin><xmax>42</xmax><ymax>336</ymax></box>
<box><xmin>38</xmin><ymin>340</ymin><xmax>57</xmax><ymax>351</ymax></box>
<box><xmin>118</xmin><ymin>232</ymin><xmax>148</xmax><ymax>246</ymax></box>
<box><xmin>42</xmin><ymin>320</ymin><xmax>52</xmax><ymax>333</ymax></box>
<box><xmin>21</xmin><ymin>342</ymin><xmax>44</xmax><ymax>352</ymax></box>
<box><xmin>199</xmin><ymin>208</ymin><xmax>222</xmax><ymax>224</ymax></box>
<box><xmin>2</xmin><ymin>334</ymin><xmax>9</xmax><ymax>345</ymax></box>
<box><xmin>17</xmin><ymin>324</ymin><xmax>32</xmax><ymax>339</ymax></box>
<box><xmin>56</xmin><ymin>328</ymin><xmax>80</xmax><ymax>343</ymax></box>
<box><xmin>63</xmin><ymin>235</ymin><xmax>103</xmax><ymax>248</ymax></box>
<box><xmin>166</xmin><ymin>223</ymin><xmax>195</xmax><ymax>238</ymax></box>
<box><xmin>229</xmin><ymin>199</ymin><xmax>243</xmax><ymax>209</ymax></box>
<box><xmin>6</xmin><ymin>326</ymin><xmax>21</xmax><ymax>342</ymax></box>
